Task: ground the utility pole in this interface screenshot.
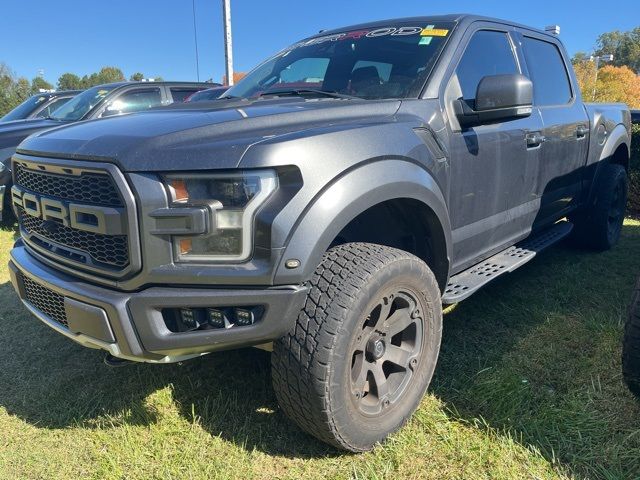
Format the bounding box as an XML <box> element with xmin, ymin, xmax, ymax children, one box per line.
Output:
<box><xmin>590</xmin><ymin>54</ymin><xmax>614</xmax><ymax>101</ymax></box>
<box><xmin>222</xmin><ymin>0</ymin><xmax>234</xmax><ymax>85</ymax></box>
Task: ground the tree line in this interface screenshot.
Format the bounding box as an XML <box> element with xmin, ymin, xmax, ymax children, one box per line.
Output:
<box><xmin>572</xmin><ymin>27</ymin><xmax>640</xmax><ymax>108</ymax></box>
<box><xmin>0</xmin><ymin>64</ymin><xmax>162</xmax><ymax>117</ymax></box>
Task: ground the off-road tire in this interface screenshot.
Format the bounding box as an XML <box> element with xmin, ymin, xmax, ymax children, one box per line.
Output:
<box><xmin>623</xmin><ymin>276</ymin><xmax>640</xmax><ymax>397</ymax></box>
<box><xmin>271</xmin><ymin>243</ymin><xmax>442</xmax><ymax>451</ymax></box>
<box><xmin>569</xmin><ymin>164</ymin><xmax>627</xmax><ymax>251</ymax></box>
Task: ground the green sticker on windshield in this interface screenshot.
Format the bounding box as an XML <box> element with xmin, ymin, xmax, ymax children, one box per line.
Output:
<box><xmin>419</xmin><ymin>37</ymin><xmax>433</xmax><ymax>45</ymax></box>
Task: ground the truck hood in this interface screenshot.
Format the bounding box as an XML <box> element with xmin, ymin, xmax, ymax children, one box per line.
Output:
<box><xmin>16</xmin><ymin>98</ymin><xmax>401</xmax><ymax>171</ymax></box>
<box><xmin>0</xmin><ymin>118</ymin><xmax>69</xmax><ymax>150</ymax></box>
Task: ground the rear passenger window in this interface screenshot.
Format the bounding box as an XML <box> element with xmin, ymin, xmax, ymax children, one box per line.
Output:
<box><xmin>170</xmin><ymin>88</ymin><xmax>202</xmax><ymax>102</ymax></box>
<box><xmin>522</xmin><ymin>37</ymin><xmax>572</xmax><ymax>105</ymax></box>
<box><xmin>455</xmin><ymin>30</ymin><xmax>518</xmax><ymax>101</ymax></box>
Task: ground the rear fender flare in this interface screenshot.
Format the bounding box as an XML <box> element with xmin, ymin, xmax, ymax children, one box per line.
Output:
<box><xmin>586</xmin><ymin>124</ymin><xmax>630</xmax><ymax>204</ymax></box>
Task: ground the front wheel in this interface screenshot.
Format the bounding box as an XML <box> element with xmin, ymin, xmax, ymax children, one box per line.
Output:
<box><xmin>271</xmin><ymin>243</ymin><xmax>442</xmax><ymax>451</ymax></box>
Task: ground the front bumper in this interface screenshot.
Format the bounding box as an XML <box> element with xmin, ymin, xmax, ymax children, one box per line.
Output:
<box><xmin>9</xmin><ymin>245</ymin><xmax>308</xmax><ymax>363</ymax></box>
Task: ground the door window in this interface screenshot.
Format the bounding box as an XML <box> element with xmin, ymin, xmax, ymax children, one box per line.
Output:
<box><xmin>454</xmin><ymin>30</ymin><xmax>519</xmax><ymax>101</ymax></box>
<box><xmin>102</xmin><ymin>88</ymin><xmax>162</xmax><ymax>117</ymax></box>
<box><xmin>522</xmin><ymin>37</ymin><xmax>572</xmax><ymax>105</ymax></box>
<box><xmin>170</xmin><ymin>87</ymin><xmax>203</xmax><ymax>103</ymax></box>
<box><xmin>35</xmin><ymin>97</ymin><xmax>72</xmax><ymax>118</ymax></box>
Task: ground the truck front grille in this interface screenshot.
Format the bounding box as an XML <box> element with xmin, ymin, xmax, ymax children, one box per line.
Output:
<box><xmin>14</xmin><ymin>163</ymin><xmax>123</xmax><ymax>207</ymax></box>
<box><xmin>13</xmin><ymin>158</ymin><xmax>138</xmax><ymax>279</ymax></box>
<box><xmin>19</xmin><ymin>208</ymin><xmax>130</xmax><ymax>268</ymax></box>
<box><xmin>21</xmin><ymin>274</ymin><xmax>68</xmax><ymax>327</ymax></box>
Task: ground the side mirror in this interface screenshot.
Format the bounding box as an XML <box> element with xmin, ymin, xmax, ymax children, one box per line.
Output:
<box><xmin>455</xmin><ymin>74</ymin><xmax>533</xmax><ymax>127</ymax></box>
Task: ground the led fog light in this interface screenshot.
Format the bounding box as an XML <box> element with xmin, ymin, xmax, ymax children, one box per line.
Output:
<box><xmin>207</xmin><ymin>308</ymin><xmax>229</xmax><ymax>328</ymax></box>
<box><xmin>234</xmin><ymin>308</ymin><xmax>255</xmax><ymax>326</ymax></box>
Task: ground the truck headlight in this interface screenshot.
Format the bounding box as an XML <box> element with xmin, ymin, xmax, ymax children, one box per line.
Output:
<box><xmin>163</xmin><ymin>170</ymin><xmax>278</xmax><ymax>262</ymax></box>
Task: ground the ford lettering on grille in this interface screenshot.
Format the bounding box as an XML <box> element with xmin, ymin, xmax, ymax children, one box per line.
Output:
<box><xmin>11</xmin><ymin>158</ymin><xmax>138</xmax><ymax>278</ymax></box>
<box><xmin>11</xmin><ymin>186</ymin><xmax>126</xmax><ymax>235</ymax></box>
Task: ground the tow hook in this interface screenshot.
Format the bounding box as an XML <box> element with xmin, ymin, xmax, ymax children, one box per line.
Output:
<box><xmin>103</xmin><ymin>353</ymin><xmax>134</xmax><ymax>367</ymax></box>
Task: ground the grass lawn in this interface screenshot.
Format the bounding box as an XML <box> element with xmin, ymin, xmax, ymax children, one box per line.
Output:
<box><xmin>1</xmin><ymin>220</ymin><xmax>640</xmax><ymax>479</ymax></box>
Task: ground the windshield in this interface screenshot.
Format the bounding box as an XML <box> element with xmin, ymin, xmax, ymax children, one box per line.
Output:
<box><xmin>50</xmin><ymin>85</ymin><xmax>117</xmax><ymax>121</ymax></box>
<box><xmin>226</xmin><ymin>22</ymin><xmax>454</xmax><ymax>100</ymax></box>
<box><xmin>0</xmin><ymin>94</ymin><xmax>49</xmax><ymax>122</ymax></box>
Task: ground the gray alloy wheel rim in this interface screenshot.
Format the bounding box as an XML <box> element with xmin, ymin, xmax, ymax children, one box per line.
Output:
<box><xmin>349</xmin><ymin>289</ymin><xmax>424</xmax><ymax>417</ymax></box>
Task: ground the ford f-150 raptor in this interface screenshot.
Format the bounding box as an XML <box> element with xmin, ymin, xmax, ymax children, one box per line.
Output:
<box><xmin>8</xmin><ymin>15</ymin><xmax>632</xmax><ymax>451</ymax></box>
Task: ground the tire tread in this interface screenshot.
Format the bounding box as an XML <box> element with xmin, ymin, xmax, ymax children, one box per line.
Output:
<box><xmin>271</xmin><ymin>242</ymin><xmax>438</xmax><ymax>450</ymax></box>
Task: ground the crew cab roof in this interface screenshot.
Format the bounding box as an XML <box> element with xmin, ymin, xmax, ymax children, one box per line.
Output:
<box><xmin>91</xmin><ymin>81</ymin><xmax>213</xmax><ymax>89</ymax></box>
<box><xmin>36</xmin><ymin>90</ymin><xmax>83</xmax><ymax>98</ymax></box>
<box><xmin>313</xmin><ymin>14</ymin><xmax>556</xmax><ymax>40</ymax></box>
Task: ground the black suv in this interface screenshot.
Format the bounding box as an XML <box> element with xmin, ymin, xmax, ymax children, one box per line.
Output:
<box><xmin>0</xmin><ymin>90</ymin><xmax>82</xmax><ymax>123</ymax></box>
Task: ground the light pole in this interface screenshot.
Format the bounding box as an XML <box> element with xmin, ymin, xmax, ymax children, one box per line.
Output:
<box><xmin>590</xmin><ymin>54</ymin><xmax>614</xmax><ymax>101</ymax></box>
<box><xmin>222</xmin><ymin>0</ymin><xmax>234</xmax><ymax>85</ymax></box>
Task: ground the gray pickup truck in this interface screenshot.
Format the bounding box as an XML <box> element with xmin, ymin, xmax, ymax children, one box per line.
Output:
<box><xmin>8</xmin><ymin>15</ymin><xmax>631</xmax><ymax>451</ymax></box>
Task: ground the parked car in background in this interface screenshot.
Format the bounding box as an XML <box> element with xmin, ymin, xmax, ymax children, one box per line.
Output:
<box><xmin>185</xmin><ymin>86</ymin><xmax>228</xmax><ymax>102</ymax></box>
<box><xmin>0</xmin><ymin>90</ymin><xmax>81</xmax><ymax>123</ymax></box>
<box><xmin>631</xmin><ymin>110</ymin><xmax>640</xmax><ymax>124</ymax></box>
<box><xmin>0</xmin><ymin>81</ymin><xmax>209</xmax><ymax>221</ymax></box>
<box><xmin>624</xmin><ymin>277</ymin><xmax>640</xmax><ymax>396</ymax></box>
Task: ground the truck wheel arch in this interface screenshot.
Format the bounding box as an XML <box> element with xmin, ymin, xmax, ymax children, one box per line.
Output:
<box><xmin>600</xmin><ymin>124</ymin><xmax>630</xmax><ymax>170</ymax></box>
<box><xmin>273</xmin><ymin>159</ymin><xmax>452</xmax><ymax>289</ymax></box>
<box><xmin>586</xmin><ymin>124</ymin><xmax>630</xmax><ymax>205</ymax></box>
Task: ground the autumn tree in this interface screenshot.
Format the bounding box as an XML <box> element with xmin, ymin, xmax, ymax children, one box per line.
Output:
<box><xmin>573</xmin><ymin>61</ymin><xmax>640</xmax><ymax>108</ymax></box>
<box><xmin>573</xmin><ymin>60</ymin><xmax>597</xmax><ymax>100</ymax></box>
<box><xmin>130</xmin><ymin>72</ymin><xmax>144</xmax><ymax>81</ymax></box>
<box><xmin>593</xmin><ymin>65</ymin><xmax>640</xmax><ymax>108</ymax></box>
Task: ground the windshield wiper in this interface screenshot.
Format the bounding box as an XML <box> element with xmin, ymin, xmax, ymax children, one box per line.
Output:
<box><xmin>258</xmin><ymin>89</ymin><xmax>360</xmax><ymax>100</ymax></box>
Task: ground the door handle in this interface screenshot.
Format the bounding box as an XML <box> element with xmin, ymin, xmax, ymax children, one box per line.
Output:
<box><xmin>526</xmin><ymin>132</ymin><xmax>546</xmax><ymax>148</ymax></box>
<box><xmin>576</xmin><ymin>125</ymin><xmax>588</xmax><ymax>139</ymax></box>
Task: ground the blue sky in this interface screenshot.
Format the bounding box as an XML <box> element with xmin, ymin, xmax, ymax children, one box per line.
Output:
<box><xmin>1</xmin><ymin>0</ymin><xmax>639</xmax><ymax>86</ymax></box>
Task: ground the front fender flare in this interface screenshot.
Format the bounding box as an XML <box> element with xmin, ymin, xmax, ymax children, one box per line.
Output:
<box><xmin>273</xmin><ymin>159</ymin><xmax>451</xmax><ymax>287</ymax></box>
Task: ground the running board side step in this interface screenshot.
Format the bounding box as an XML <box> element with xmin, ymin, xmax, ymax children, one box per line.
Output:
<box><xmin>442</xmin><ymin>221</ymin><xmax>573</xmax><ymax>304</ymax></box>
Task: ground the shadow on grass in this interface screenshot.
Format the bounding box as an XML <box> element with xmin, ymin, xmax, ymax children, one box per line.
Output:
<box><xmin>431</xmin><ymin>221</ymin><xmax>640</xmax><ymax>478</ymax></box>
<box><xmin>0</xmin><ymin>284</ymin><xmax>336</xmax><ymax>459</ymax></box>
<box><xmin>1</xmin><ymin>223</ymin><xmax>640</xmax><ymax>473</ymax></box>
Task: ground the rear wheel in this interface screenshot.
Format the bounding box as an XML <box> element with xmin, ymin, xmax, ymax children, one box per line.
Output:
<box><xmin>271</xmin><ymin>243</ymin><xmax>442</xmax><ymax>451</ymax></box>
<box><xmin>623</xmin><ymin>277</ymin><xmax>640</xmax><ymax>397</ymax></box>
<box><xmin>569</xmin><ymin>164</ymin><xmax>627</xmax><ymax>251</ymax></box>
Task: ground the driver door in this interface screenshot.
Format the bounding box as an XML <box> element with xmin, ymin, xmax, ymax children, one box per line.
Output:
<box><xmin>445</xmin><ymin>28</ymin><xmax>544</xmax><ymax>272</ymax></box>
